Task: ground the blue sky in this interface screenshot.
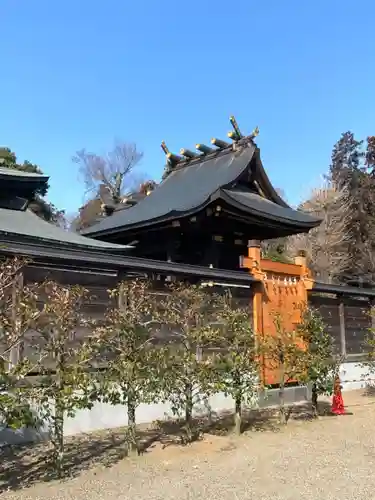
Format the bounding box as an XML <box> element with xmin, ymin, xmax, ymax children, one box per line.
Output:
<box><xmin>1</xmin><ymin>0</ymin><xmax>375</xmax><ymax>214</ymax></box>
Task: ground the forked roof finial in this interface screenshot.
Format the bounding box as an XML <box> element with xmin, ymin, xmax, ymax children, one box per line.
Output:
<box><xmin>251</xmin><ymin>126</ymin><xmax>260</xmax><ymax>138</ymax></box>
<box><xmin>228</xmin><ymin>115</ymin><xmax>243</xmax><ymax>141</ymax></box>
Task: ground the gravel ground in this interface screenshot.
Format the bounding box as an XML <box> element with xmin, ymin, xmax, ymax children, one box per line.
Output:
<box><xmin>2</xmin><ymin>390</ymin><xmax>375</xmax><ymax>500</ymax></box>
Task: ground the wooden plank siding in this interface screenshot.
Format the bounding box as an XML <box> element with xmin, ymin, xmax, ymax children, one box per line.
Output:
<box><xmin>309</xmin><ymin>295</ymin><xmax>343</xmax><ymax>355</ymax></box>
<box><xmin>309</xmin><ymin>293</ymin><xmax>372</xmax><ymax>359</ymax></box>
<box><xmin>343</xmin><ymin>296</ymin><xmax>372</xmax><ymax>356</ymax></box>
<box><xmin>5</xmin><ymin>264</ymin><xmax>255</xmax><ymax>372</ymax></box>
<box><xmin>11</xmin><ymin>259</ymin><xmax>375</xmax><ymax>371</ymax></box>
<box><xmin>12</xmin><ymin>264</ymin><xmax>119</xmax><ymax>370</ymax></box>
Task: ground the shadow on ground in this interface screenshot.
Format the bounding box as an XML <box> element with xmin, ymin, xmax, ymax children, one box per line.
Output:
<box><xmin>0</xmin><ymin>428</ymin><xmax>156</xmax><ymax>493</ymax></box>
<box><xmin>0</xmin><ymin>399</ymin><xmax>349</xmax><ymax>493</ymax></box>
<box><xmin>363</xmin><ymin>384</ymin><xmax>375</xmax><ymax>397</ymax></box>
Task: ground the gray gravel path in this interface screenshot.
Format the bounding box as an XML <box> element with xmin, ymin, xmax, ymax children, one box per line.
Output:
<box><xmin>3</xmin><ymin>391</ymin><xmax>375</xmax><ymax>500</ymax></box>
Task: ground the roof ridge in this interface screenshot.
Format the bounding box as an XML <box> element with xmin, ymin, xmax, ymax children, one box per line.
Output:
<box><xmin>161</xmin><ymin>117</ymin><xmax>259</xmax><ymax>179</ymax></box>
<box><xmin>165</xmin><ymin>135</ymin><xmax>256</xmax><ymax>173</ymax></box>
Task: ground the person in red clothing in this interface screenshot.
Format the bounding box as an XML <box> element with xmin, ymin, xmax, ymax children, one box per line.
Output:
<box><xmin>331</xmin><ymin>375</ymin><xmax>345</xmax><ymax>415</ymax></box>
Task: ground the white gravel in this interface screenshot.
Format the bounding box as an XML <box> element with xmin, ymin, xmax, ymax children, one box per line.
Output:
<box><xmin>2</xmin><ymin>390</ymin><xmax>375</xmax><ymax>500</ymax></box>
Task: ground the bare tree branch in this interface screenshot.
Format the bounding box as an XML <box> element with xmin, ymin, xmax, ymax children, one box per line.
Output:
<box><xmin>73</xmin><ymin>140</ymin><xmax>144</xmax><ymax>201</ymax></box>
<box><xmin>286</xmin><ymin>181</ymin><xmax>351</xmax><ymax>283</ymax></box>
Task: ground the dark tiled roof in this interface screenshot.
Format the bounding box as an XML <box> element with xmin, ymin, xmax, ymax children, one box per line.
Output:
<box><xmin>0</xmin><ymin>208</ymin><xmax>131</xmax><ymax>252</ymax></box>
<box><xmin>220</xmin><ymin>189</ymin><xmax>321</xmax><ymax>228</ymax></box>
<box><xmin>0</xmin><ymin>166</ymin><xmax>49</xmax><ymax>201</ymax></box>
<box><xmin>0</xmin><ymin>167</ymin><xmax>47</xmax><ymax>178</ymax></box>
<box><xmin>83</xmin><ymin>141</ymin><xmax>321</xmax><ymax>237</ymax></box>
<box><xmin>83</xmin><ymin>145</ymin><xmax>257</xmax><ymax>235</ymax></box>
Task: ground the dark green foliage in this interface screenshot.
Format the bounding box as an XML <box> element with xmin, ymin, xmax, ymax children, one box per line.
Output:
<box><xmin>155</xmin><ymin>282</ymin><xmax>225</xmax><ymax>442</ymax></box>
<box><xmin>261</xmin><ymin>238</ymin><xmax>292</xmax><ymax>263</ymax></box>
<box><xmin>0</xmin><ymin>367</ymin><xmax>35</xmax><ymax>430</ymax></box>
<box><xmin>0</xmin><ymin>391</ymin><xmax>34</xmax><ymax>430</ymax></box>
<box><xmin>263</xmin><ymin>313</ymin><xmax>307</xmax><ymax>425</ymax></box>
<box><xmin>0</xmin><ymin>257</ymin><xmax>41</xmax><ymax>432</ymax></box>
<box><xmin>213</xmin><ymin>299</ymin><xmax>259</xmax><ymax>435</ymax></box>
<box><xmin>87</xmin><ymin>280</ymin><xmax>164</xmax><ymax>456</ymax></box>
<box><xmin>325</xmin><ymin>132</ymin><xmax>375</xmax><ymax>283</ymax></box>
<box><xmin>31</xmin><ymin>282</ymin><xmax>96</xmax><ymax>477</ymax></box>
<box><xmin>361</xmin><ymin>305</ymin><xmax>375</xmax><ymax>381</ymax></box>
<box><xmin>0</xmin><ymin>147</ymin><xmax>48</xmax><ymax>197</ymax></box>
<box><xmin>329</xmin><ymin>131</ymin><xmax>364</xmax><ymax>189</ymax></box>
<box><xmin>298</xmin><ymin>307</ymin><xmax>338</xmax><ymax>417</ymax></box>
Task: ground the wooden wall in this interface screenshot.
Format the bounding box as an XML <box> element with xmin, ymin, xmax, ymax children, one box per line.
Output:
<box><xmin>309</xmin><ymin>293</ymin><xmax>373</xmax><ymax>359</ymax></box>
<box><xmin>19</xmin><ymin>265</ymin><xmax>119</xmax><ymax>370</ymax></box>
<box><xmin>12</xmin><ymin>264</ymin><xmax>254</xmax><ymax>372</ymax></box>
<box><xmin>7</xmin><ymin>260</ymin><xmax>373</xmax><ymax>370</ymax></box>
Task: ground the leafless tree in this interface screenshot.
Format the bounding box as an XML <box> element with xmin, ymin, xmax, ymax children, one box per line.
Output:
<box><xmin>286</xmin><ymin>182</ymin><xmax>351</xmax><ymax>283</ymax></box>
<box><xmin>73</xmin><ymin>140</ymin><xmax>144</xmax><ymax>202</ymax></box>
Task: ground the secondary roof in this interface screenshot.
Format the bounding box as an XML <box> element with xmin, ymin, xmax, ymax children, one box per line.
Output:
<box><xmin>0</xmin><ymin>166</ymin><xmax>131</xmax><ymax>255</ymax></box>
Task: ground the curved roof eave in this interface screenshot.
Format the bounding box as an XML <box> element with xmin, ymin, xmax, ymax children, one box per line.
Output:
<box><xmin>82</xmin><ymin>187</ymin><xmax>321</xmax><ymax>237</ymax></box>
<box><xmin>219</xmin><ymin>189</ymin><xmax>322</xmax><ymax>229</ymax></box>
<box><xmin>252</xmin><ymin>149</ymin><xmax>290</xmax><ymax>208</ymax></box>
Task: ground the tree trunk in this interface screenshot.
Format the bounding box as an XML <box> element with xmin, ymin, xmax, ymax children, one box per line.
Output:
<box><xmin>311</xmin><ymin>382</ymin><xmax>318</xmax><ymax>418</ymax></box>
<box><xmin>9</xmin><ymin>272</ymin><xmax>24</xmax><ymax>369</ymax></box>
<box><xmin>234</xmin><ymin>394</ymin><xmax>242</xmax><ymax>436</ymax></box>
<box><xmin>53</xmin><ymin>400</ymin><xmax>64</xmax><ymax>478</ymax></box>
<box><xmin>184</xmin><ymin>381</ymin><xmax>193</xmax><ymax>442</ymax></box>
<box><xmin>203</xmin><ymin>396</ymin><xmax>213</xmax><ymax>427</ymax></box>
<box><xmin>279</xmin><ymin>360</ymin><xmax>286</xmax><ymax>425</ymax></box>
<box><xmin>233</xmin><ymin>372</ymin><xmax>242</xmax><ymax>435</ymax></box>
<box><xmin>127</xmin><ymin>391</ymin><xmax>138</xmax><ymax>456</ymax></box>
<box><xmin>54</xmin><ymin>343</ymin><xmax>65</xmax><ymax>477</ymax></box>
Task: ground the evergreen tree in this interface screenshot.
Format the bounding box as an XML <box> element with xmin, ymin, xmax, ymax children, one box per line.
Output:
<box><xmin>329</xmin><ymin>131</ymin><xmax>363</xmax><ymax>188</ymax></box>
<box><xmin>356</xmin><ymin>136</ymin><xmax>375</xmax><ymax>284</ymax></box>
<box><xmin>327</xmin><ymin>132</ymin><xmax>369</xmax><ymax>282</ymax></box>
<box><xmin>365</xmin><ymin>136</ymin><xmax>375</xmax><ymax>173</ymax></box>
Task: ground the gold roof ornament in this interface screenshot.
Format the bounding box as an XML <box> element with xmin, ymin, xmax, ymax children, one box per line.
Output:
<box><xmin>180</xmin><ymin>148</ymin><xmax>199</xmax><ymax>159</ymax></box>
<box><xmin>167</xmin><ymin>152</ymin><xmax>183</xmax><ymax>164</ymax></box>
<box><xmin>228</xmin><ymin>115</ymin><xmax>243</xmax><ymax>141</ymax></box>
<box><xmin>251</xmin><ymin>126</ymin><xmax>260</xmax><ymax>138</ymax></box>
<box><xmin>161</xmin><ymin>141</ymin><xmax>183</xmax><ymax>164</ymax></box>
<box><xmin>211</xmin><ymin>137</ymin><xmax>230</xmax><ymax>149</ymax></box>
<box><xmin>161</xmin><ymin>141</ymin><xmax>170</xmax><ymax>155</ymax></box>
<box><xmin>196</xmin><ymin>143</ymin><xmax>214</xmax><ymax>154</ymax></box>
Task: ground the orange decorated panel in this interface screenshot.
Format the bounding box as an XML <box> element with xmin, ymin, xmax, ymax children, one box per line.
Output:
<box><xmin>241</xmin><ymin>245</ymin><xmax>312</xmax><ymax>387</ymax></box>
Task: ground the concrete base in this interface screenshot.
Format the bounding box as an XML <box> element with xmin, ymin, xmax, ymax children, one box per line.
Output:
<box><xmin>340</xmin><ymin>361</ymin><xmax>375</xmax><ymax>391</ymax></box>
<box><xmin>0</xmin><ymin>385</ymin><xmax>310</xmax><ymax>447</ymax></box>
<box><xmin>6</xmin><ymin>365</ymin><xmax>372</xmax><ymax>448</ymax></box>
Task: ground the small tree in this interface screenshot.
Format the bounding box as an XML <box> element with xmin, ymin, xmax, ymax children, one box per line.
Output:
<box><xmin>214</xmin><ymin>296</ymin><xmax>259</xmax><ymax>435</ymax></box>
<box><xmin>156</xmin><ymin>282</ymin><xmax>224</xmax><ymax>442</ymax></box>
<box><xmin>297</xmin><ymin>307</ymin><xmax>338</xmax><ymax>417</ymax></box>
<box><xmin>32</xmin><ymin>282</ymin><xmax>95</xmax><ymax>477</ymax></box>
<box><xmin>0</xmin><ymin>257</ymin><xmax>41</xmax><ymax>429</ymax></box>
<box><xmin>88</xmin><ymin>279</ymin><xmax>162</xmax><ymax>456</ymax></box>
<box><xmin>361</xmin><ymin>305</ymin><xmax>375</xmax><ymax>388</ymax></box>
<box><xmin>262</xmin><ymin>312</ymin><xmax>307</xmax><ymax>425</ymax></box>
